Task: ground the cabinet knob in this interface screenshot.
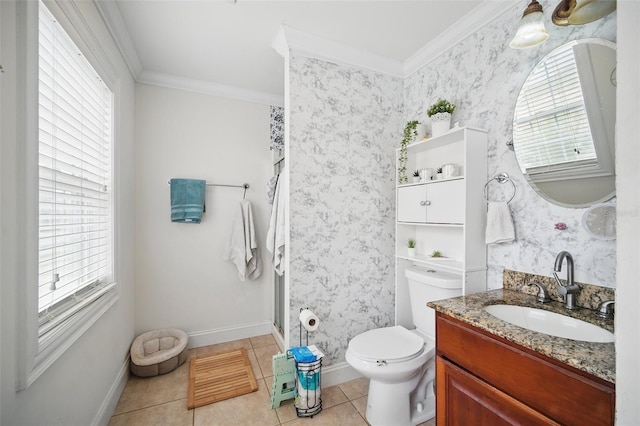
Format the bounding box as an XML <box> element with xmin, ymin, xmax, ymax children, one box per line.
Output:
<box><xmin>420</xmin><ymin>200</ymin><xmax>431</xmax><ymax>206</ymax></box>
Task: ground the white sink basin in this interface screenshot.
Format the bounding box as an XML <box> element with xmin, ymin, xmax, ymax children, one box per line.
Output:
<box><xmin>484</xmin><ymin>304</ymin><xmax>614</xmax><ymax>343</ymax></box>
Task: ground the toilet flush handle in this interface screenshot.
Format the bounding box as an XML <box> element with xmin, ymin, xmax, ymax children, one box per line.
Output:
<box><xmin>376</xmin><ymin>360</ymin><xmax>387</xmax><ymax>367</ymax></box>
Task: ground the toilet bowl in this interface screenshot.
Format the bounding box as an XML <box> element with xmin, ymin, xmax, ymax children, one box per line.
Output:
<box><xmin>346</xmin><ymin>326</ymin><xmax>435</xmax><ymax>426</ymax></box>
<box><xmin>345</xmin><ymin>266</ymin><xmax>462</xmax><ymax>426</ymax></box>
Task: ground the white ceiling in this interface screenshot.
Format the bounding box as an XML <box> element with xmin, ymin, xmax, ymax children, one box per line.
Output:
<box><xmin>98</xmin><ymin>1</ymin><xmax>513</xmax><ymax>105</ymax></box>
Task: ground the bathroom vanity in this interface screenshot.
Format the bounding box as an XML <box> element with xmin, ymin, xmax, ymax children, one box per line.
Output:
<box><xmin>430</xmin><ymin>289</ymin><xmax>615</xmax><ymax>425</ymax></box>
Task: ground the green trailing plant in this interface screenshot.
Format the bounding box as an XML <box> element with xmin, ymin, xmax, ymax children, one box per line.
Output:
<box><xmin>407</xmin><ymin>239</ymin><xmax>416</xmax><ymax>249</ymax></box>
<box><xmin>431</xmin><ymin>250</ymin><xmax>442</xmax><ymax>258</ymax></box>
<box><xmin>399</xmin><ymin>120</ymin><xmax>420</xmax><ymax>184</ymax></box>
<box><xmin>427</xmin><ymin>99</ymin><xmax>456</xmax><ymax>117</ymax></box>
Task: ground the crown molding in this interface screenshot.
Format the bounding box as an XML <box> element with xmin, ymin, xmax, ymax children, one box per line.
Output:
<box><xmin>273</xmin><ymin>25</ymin><xmax>404</xmax><ymax>78</ymax></box>
<box><xmin>404</xmin><ymin>1</ymin><xmax>519</xmax><ymax>77</ymax></box>
<box><xmin>96</xmin><ymin>0</ymin><xmax>514</xmax><ymax>105</ymax></box>
<box><xmin>94</xmin><ymin>0</ymin><xmax>143</xmax><ymax>79</ymax></box>
<box><xmin>138</xmin><ymin>70</ymin><xmax>284</xmax><ymax>106</ymax></box>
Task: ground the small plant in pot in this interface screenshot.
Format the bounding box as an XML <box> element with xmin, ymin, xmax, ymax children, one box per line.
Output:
<box><xmin>435</xmin><ymin>167</ymin><xmax>443</xmax><ymax>180</ymax></box>
<box><xmin>407</xmin><ymin>239</ymin><xmax>416</xmax><ymax>257</ymax></box>
<box><xmin>431</xmin><ymin>250</ymin><xmax>443</xmax><ymax>258</ymax></box>
<box><xmin>412</xmin><ymin>170</ymin><xmax>421</xmax><ymax>183</ymax></box>
<box><xmin>428</xmin><ymin>99</ymin><xmax>455</xmax><ymax>137</ymax></box>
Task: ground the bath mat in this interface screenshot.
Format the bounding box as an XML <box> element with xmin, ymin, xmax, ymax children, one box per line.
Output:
<box><xmin>187</xmin><ymin>347</ymin><xmax>258</xmax><ymax>409</ymax></box>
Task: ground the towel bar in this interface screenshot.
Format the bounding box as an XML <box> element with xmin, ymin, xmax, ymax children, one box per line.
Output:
<box><xmin>167</xmin><ymin>179</ymin><xmax>249</xmax><ymax>190</ymax></box>
<box><xmin>168</xmin><ymin>179</ymin><xmax>249</xmax><ymax>199</ymax></box>
<box><xmin>483</xmin><ymin>172</ymin><xmax>516</xmax><ymax>203</ymax></box>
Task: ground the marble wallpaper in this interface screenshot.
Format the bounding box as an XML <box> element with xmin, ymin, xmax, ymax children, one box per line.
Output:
<box><xmin>286</xmin><ymin>4</ymin><xmax>616</xmax><ymax>367</ymax></box>
<box><xmin>288</xmin><ymin>54</ymin><xmax>403</xmax><ymax>363</ymax></box>
<box><xmin>404</xmin><ymin>6</ymin><xmax>617</xmax><ymax>289</ymax></box>
<box><xmin>270</xmin><ymin>105</ymin><xmax>284</xmax><ymax>151</ymax></box>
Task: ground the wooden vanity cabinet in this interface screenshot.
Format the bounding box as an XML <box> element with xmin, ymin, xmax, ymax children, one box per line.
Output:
<box><xmin>435</xmin><ymin>312</ymin><xmax>615</xmax><ymax>426</ymax></box>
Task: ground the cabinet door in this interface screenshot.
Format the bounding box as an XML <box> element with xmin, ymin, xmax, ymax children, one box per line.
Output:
<box><xmin>398</xmin><ymin>181</ymin><xmax>465</xmax><ymax>224</ymax></box>
<box><xmin>436</xmin><ymin>356</ymin><xmax>559</xmax><ymax>426</ymax></box>
<box><xmin>427</xmin><ymin>180</ymin><xmax>465</xmax><ymax>224</ymax></box>
<box><xmin>397</xmin><ymin>185</ymin><xmax>427</xmax><ymax>222</ymax></box>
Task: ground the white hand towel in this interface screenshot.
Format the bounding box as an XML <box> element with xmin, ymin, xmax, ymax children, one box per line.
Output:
<box><xmin>223</xmin><ymin>199</ymin><xmax>262</xmax><ymax>281</ymax></box>
<box><xmin>266</xmin><ymin>167</ymin><xmax>286</xmax><ymax>275</ymax></box>
<box><xmin>485</xmin><ymin>202</ymin><xmax>515</xmax><ymax>245</ymax></box>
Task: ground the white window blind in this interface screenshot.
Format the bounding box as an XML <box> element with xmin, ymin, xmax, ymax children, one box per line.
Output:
<box><xmin>513</xmin><ymin>43</ymin><xmax>601</xmax><ymax>180</ymax></box>
<box><xmin>38</xmin><ymin>1</ymin><xmax>114</xmax><ymax>339</ymax></box>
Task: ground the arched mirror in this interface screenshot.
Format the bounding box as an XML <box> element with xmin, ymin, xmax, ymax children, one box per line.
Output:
<box><xmin>512</xmin><ymin>38</ymin><xmax>616</xmax><ymax>208</ymax></box>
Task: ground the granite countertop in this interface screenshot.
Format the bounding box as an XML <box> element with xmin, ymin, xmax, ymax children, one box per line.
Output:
<box><xmin>428</xmin><ymin>289</ymin><xmax>615</xmax><ymax>383</ymax></box>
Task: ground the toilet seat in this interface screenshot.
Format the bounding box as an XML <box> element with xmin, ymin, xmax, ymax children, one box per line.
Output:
<box><xmin>348</xmin><ymin>326</ymin><xmax>425</xmax><ymax>363</ymax></box>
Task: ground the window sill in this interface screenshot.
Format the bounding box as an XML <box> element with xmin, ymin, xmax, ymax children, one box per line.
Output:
<box><xmin>20</xmin><ymin>286</ymin><xmax>118</xmax><ymax>390</ymax></box>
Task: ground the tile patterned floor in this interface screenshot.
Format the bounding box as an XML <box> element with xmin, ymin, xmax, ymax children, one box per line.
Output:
<box><xmin>109</xmin><ymin>334</ymin><xmax>436</xmax><ymax>426</ymax></box>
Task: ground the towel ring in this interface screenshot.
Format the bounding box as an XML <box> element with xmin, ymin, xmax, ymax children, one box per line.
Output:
<box><xmin>483</xmin><ymin>172</ymin><xmax>516</xmax><ymax>203</ymax></box>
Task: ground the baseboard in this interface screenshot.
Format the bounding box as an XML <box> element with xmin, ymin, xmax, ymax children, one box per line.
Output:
<box><xmin>271</xmin><ymin>324</ymin><xmax>285</xmax><ymax>352</ymax></box>
<box><xmin>321</xmin><ymin>361</ymin><xmax>362</xmax><ymax>388</ymax></box>
<box><xmin>92</xmin><ymin>358</ymin><xmax>129</xmax><ymax>426</ymax></box>
<box><xmin>187</xmin><ymin>321</ymin><xmax>274</xmax><ymax>349</ymax></box>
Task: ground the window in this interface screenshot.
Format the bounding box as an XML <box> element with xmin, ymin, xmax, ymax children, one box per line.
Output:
<box><xmin>37</xmin><ymin>1</ymin><xmax>115</xmax><ymax>350</ymax></box>
<box><xmin>513</xmin><ymin>42</ymin><xmax>613</xmax><ymax>182</ymax></box>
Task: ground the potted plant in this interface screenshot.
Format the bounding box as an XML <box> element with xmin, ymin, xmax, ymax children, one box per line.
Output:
<box><xmin>398</xmin><ymin>121</ymin><xmax>420</xmax><ymax>184</ymax></box>
<box><xmin>431</xmin><ymin>250</ymin><xmax>442</xmax><ymax>258</ymax></box>
<box><xmin>412</xmin><ymin>170</ymin><xmax>421</xmax><ymax>183</ymax></box>
<box><xmin>407</xmin><ymin>239</ymin><xmax>416</xmax><ymax>257</ymax></box>
<box><xmin>427</xmin><ymin>99</ymin><xmax>455</xmax><ymax>137</ymax></box>
<box><xmin>435</xmin><ymin>167</ymin><xmax>443</xmax><ymax>180</ymax></box>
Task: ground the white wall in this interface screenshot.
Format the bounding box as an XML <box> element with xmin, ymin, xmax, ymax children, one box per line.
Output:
<box><xmin>615</xmin><ymin>1</ymin><xmax>640</xmax><ymax>422</ymax></box>
<box><xmin>134</xmin><ymin>84</ymin><xmax>274</xmax><ymax>344</ymax></box>
<box><xmin>0</xmin><ymin>1</ymin><xmax>136</xmax><ymax>425</ymax></box>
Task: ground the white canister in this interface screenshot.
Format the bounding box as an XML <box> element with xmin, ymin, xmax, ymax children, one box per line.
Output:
<box><xmin>419</xmin><ymin>168</ymin><xmax>434</xmax><ymax>182</ymax></box>
<box><xmin>442</xmin><ymin>164</ymin><xmax>458</xmax><ymax>179</ymax></box>
<box><xmin>416</xmin><ymin>123</ymin><xmax>428</xmax><ymax>140</ymax></box>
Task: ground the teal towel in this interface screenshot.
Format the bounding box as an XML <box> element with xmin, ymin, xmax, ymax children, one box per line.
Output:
<box><xmin>170</xmin><ymin>178</ymin><xmax>206</xmax><ymax>223</ymax></box>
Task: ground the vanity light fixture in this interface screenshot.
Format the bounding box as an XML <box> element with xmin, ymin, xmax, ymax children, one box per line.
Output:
<box><xmin>552</xmin><ymin>0</ymin><xmax>617</xmax><ymax>26</ymax></box>
<box><xmin>509</xmin><ymin>0</ymin><xmax>550</xmax><ymax>50</ymax></box>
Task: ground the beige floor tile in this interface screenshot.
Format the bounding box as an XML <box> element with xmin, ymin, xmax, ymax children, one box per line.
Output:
<box><xmin>318</xmin><ymin>385</ymin><xmax>348</xmax><ymax>410</ymax></box>
<box><xmin>250</xmin><ymin>334</ymin><xmax>277</xmax><ymax>348</ymax></box>
<box><xmin>253</xmin><ymin>343</ymin><xmax>281</xmax><ymax>378</ymax></box>
<box><xmin>337</xmin><ymin>377</ymin><xmax>369</xmax><ymax>401</ymax></box>
<box><xmin>113</xmin><ymin>361</ymin><xmax>189</xmax><ymax>415</ymax></box>
<box><xmin>192</xmin><ymin>338</ymin><xmax>252</xmax><ymax>357</ymax></box>
<box><xmin>109</xmin><ymin>398</ymin><xmax>193</xmax><ymax>426</ymax></box>
<box><xmin>248</xmin><ymin>347</ymin><xmax>263</xmax><ymax>380</ymax></box>
<box><xmin>351</xmin><ymin>395</ymin><xmax>367</xmax><ymax>419</ymax></box>
<box><xmin>274</xmin><ymin>398</ymin><xmax>298</xmax><ymax>424</ymax></box>
<box><xmin>194</xmin><ymin>378</ymin><xmax>280</xmax><ymax>426</ymax></box>
<box><xmin>281</xmin><ymin>401</ymin><xmax>367</xmax><ymax>426</ymax></box>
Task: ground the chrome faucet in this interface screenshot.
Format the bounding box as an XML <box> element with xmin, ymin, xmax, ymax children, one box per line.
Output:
<box><xmin>527</xmin><ymin>282</ymin><xmax>551</xmax><ymax>303</ymax></box>
<box><xmin>553</xmin><ymin>251</ymin><xmax>581</xmax><ymax>310</ymax></box>
<box><xmin>596</xmin><ymin>301</ymin><xmax>615</xmax><ymax>319</ymax></box>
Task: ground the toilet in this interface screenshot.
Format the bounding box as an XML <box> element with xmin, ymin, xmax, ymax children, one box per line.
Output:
<box><xmin>345</xmin><ymin>266</ymin><xmax>462</xmax><ymax>426</ymax></box>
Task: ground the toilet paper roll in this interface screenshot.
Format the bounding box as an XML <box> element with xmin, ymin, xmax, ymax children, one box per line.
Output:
<box><xmin>299</xmin><ymin>309</ymin><xmax>320</xmax><ymax>332</ymax></box>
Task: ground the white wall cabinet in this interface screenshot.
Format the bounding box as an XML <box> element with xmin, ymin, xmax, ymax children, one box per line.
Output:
<box><xmin>397</xmin><ymin>179</ymin><xmax>465</xmax><ymax>224</ymax></box>
<box><xmin>395</xmin><ymin>127</ymin><xmax>488</xmax><ymax>328</ymax></box>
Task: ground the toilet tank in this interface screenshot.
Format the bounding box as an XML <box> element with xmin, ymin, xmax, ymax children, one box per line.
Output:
<box><xmin>405</xmin><ymin>265</ymin><xmax>462</xmax><ymax>338</ymax></box>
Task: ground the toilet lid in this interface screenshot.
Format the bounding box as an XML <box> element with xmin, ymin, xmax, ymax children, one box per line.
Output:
<box><xmin>348</xmin><ymin>326</ymin><xmax>424</xmax><ymax>363</ymax></box>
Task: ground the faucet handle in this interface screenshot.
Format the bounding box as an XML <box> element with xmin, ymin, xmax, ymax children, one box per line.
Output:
<box><xmin>527</xmin><ymin>282</ymin><xmax>551</xmax><ymax>303</ymax></box>
<box><xmin>596</xmin><ymin>300</ymin><xmax>615</xmax><ymax>319</ymax></box>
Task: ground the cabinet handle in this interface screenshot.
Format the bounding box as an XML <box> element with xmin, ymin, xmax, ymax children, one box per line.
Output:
<box><xmin>420</xmin><ymin>200</ymin><xmax>431</xmax><ymax>206</ymax></box>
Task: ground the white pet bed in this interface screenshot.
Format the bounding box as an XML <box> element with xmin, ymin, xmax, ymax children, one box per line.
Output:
<box><xmin>130</xmin><ymin>328</ymin><xmax>188</xmax><ymax>377</ymax></box>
